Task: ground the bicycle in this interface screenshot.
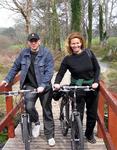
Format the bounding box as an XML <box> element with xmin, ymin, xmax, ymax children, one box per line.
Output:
<box><xmin>58</xmin><ymin>85</ymin><xmax>94</xmax><ymax>150</ymax></box>
<box><xmin>0</xmin><ymin>89</ymin><xmax>37</xmax><ymax>150</ymax></box>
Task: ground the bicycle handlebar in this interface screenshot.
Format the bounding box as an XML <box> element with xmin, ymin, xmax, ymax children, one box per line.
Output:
<box><xmin>59</xmin><ymin>85</ymin><xmax>94</xmax><ymax>92</ymax></box>
<box><xmin>0</xmin><ymin>89</ymin><xmax>38</xmax><ymax>96</ymax></box>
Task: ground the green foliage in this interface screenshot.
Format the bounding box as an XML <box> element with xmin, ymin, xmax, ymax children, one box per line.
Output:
<box><xmin>9</xmin><ymin>44</ymin><xmax>24</xmax><ymax>50</ymax></box>
<box><xmin>0</xmin><ymin>132</ymin><xmax>8</xmax><ymax>145</ymax></box>
<box><xmin>92</xmin><ymin>37</ymin><xmax>100</xmax><ymax>45</ymax></box>
<box><xmin>91</xmin><ymin>37</ymin><xmax>117</xmax><ymax>59</ymax></box>
<box><xmin>108</xmin><ymin>37</ymin><xmax>117</xmax><ymax>46</ymax></box>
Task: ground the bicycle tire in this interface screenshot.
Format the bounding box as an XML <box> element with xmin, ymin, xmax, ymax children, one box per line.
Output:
<box><xmin>21</xmin><ymin>114</ymin><xmax>31</xmax><ymax>150</ymax></box>
<box><xmin>71</xmin><ymin>114</ymin><xmax>84</xmax><ymax>150</ymax></box>
<box><xmin>60</xmin><ymin>97</ymin><xmax>69</xmax><ymax>136</ymax></box>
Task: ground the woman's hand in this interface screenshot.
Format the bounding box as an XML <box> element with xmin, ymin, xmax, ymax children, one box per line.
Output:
<box><xmin>92</xmin><ymin>82</ymin><xmax>99</xmax><ymax>89</ymax></box>
<box><xmin>53</xmin><ymin>84</ymin><xmax>61</xmax><ymax>90</ymax></box>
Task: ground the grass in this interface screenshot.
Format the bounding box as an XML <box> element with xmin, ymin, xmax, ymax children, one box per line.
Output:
<box><xmin>0</xmin><ymin>64</ymin><xmax>9</xmax><ymax>74</ymax></box>
<box><xmin>110</xmin><ymin>61</ymin><xmax>117</xmax><ymax>69</ymax></box>
<box><xmin>92</xmin><ymin>37</ymin><xmax>117</xmax><ymax>58</ymax></box>
<box><xmin>107</xmin><ymin>69</ymin><xmax>117</xmax><ymax>92</ymax></box>
<box><xmin>0</xmin><ymin>96</ymin><xmax>6</xmax><ymax>115</ymax></box>
<box><xmin>0</xmin><ymin>96</ymin><xmax>7</xmax><ymax>148</ymax></box>
<box><xmin>9</xmin><ymin>44</ymin><xmax>25</xmax><ymax>50</ymax></box>
<box><xmin>108</xmin><ymin>37</ymin><xmax>117</xmax><ymax>46</ymax></box>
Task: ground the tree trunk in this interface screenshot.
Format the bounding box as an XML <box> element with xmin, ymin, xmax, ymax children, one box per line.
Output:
<box><xmin>51</xmin><ymin>0</ymin><xmax>61</xmax><ymax>52</ymax></box>
<box><xmin>13</xmin><ymin>0</ymin><xmax>32</xmax><ymax>34</ymax></box>
<box><xmin>87</xmin><ymin>0</ymin><xmax>93</xmax><ymax>48</ymax></box>
<box><xmin>99</xmin><ymin>2</ymin><xmax>104</xmax><ymax>43</ymax></box>
<box><xmin>71</xmin><ymin>0</ymin><xmax>82</xmax><ymax>32</ymax></box>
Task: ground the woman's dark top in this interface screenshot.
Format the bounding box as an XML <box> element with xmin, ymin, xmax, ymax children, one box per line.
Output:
<box><xmin>54</xmin><ymin>50</ymin><xmax>100</xmax><ymax>84</ymax></box>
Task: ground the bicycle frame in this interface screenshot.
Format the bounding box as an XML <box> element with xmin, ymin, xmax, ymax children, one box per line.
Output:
<box><xmin>0</xmin><ymin>89</ymin><xmax>37</xmax><ymax>150</ymax></box>
<box><xmin>20</xmin><ymin>96</ymin><xmax>32</xmax><ymax>150</ymax></box>
<box><xmin>59</xmin><ymin>85</ymin><xmax>93</xmax><ymax>150</ymax></box>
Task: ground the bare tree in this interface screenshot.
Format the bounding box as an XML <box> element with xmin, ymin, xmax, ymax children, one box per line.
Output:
<box><xmin>0</xmin><ymin>0</ymin><xmax>33</xmax><ymax>34</ymax></box>
<box><xmin>105</xmin><ymin>0</ymin><xmax>117</xmax><ymax>36</ymax></box>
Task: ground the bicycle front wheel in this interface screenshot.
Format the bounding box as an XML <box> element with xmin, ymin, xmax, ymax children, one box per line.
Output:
<box><xmin>21</xmin><ymin>115</ymin><xmax>31</xmax><ymax>150</ymax></box>
<box><xmin>71</xmin><ymin>114</ymin><xmax>84</xmax><ymax>150</ymax></box>
<box><xmin>60</xmin><ymin>97</ymin><xmax>69</xmax><ymax>136</ymax></box>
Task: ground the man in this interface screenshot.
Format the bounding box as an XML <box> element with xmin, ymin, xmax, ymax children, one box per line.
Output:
<box><xmin>0</xmin><ymin>33</ymin><xmax>55</xmax><ymax>146</ymax></box>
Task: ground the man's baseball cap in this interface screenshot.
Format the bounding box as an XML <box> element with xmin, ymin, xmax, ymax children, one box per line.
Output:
<box><xmin>27</xmin><ymin>33</ymin><xmax>40</xmax><ymax>41</ymax></box>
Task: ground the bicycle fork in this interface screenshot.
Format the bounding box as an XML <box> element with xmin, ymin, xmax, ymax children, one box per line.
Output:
<box><xmin>20</xmin><ymin>113</ymin><xmax>32</xmax><ymax>143</ymax></box>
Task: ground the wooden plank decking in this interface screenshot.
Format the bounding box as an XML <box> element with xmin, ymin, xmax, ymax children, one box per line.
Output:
<box><xmin>2</xmin><ymin>100</ymin><xmax>107</xmax><ymax>150</ymax></box>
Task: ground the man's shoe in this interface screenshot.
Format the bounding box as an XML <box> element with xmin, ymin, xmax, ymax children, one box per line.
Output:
<box><xmin>32</xmin><ymin>124</ymin><xmax>40</xmax><ymax>138</ymax></box>
<box><xmin>48</xmin><ymin>138</ymin><xmax>55</xmax><ymax>147</ymax></box>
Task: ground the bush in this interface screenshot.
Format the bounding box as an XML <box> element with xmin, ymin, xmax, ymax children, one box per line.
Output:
<box><xmin>0</xmin><ymin>36</ymin><xmax>14</xmax><ymax>50</ymax></box>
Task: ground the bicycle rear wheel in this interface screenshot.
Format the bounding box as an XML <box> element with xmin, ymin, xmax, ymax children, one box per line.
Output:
<box><xmin>71</xmin><ymin>114</ymin><xmax>84</xmax><ymax>150</ymax></box>
<box><xmin>21</xmin><ymin>114</ymin><xmax>31</xmax><ymax>150</ymax></box>
<box><xmin>60</xmin><ymin>97</ymin><xmax>69</xmax><ymax>136</ymax></box>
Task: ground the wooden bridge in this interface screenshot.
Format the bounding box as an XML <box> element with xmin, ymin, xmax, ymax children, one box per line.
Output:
<box><xmin>0</xmin><ymin>73</ymin><xmax>117</xmax><ymax>150</ymax></box>
<box><xmin>2</xmin><ymin>100</ymin><xmax>107</xmax><ymax>150</ymax></box>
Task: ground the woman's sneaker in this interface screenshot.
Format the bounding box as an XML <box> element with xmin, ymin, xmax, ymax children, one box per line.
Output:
<box><xmin>32</xmin><ymin>124</ymin><xmax>40</xmax><ymax>138</ymax></box>
<box><xmin>86</xmin><ymin>134</ymin><xmax>96</xmax><ymax>144</ymax></box>
<box><xmin>48</xmin><ymin>138</ymin><xmax>55</xmax><ymax>146</ymax></box>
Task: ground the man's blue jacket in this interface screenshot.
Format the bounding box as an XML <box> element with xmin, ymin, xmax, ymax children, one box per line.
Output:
<box><xmin>4</xmin><ymin>46</ymin><xmax>54</xmax><ymax>89</ymax></box>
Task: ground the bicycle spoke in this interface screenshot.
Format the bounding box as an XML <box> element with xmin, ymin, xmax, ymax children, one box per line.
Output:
<box><xmin>60</xmin><ymin>97</ymin><xmax>69</xmax><ymax>136</ymax></box>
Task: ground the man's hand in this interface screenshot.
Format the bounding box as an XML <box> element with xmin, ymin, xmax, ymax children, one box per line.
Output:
<box><xmin>92</xmin><ymin>82</ymin><xmax>99</xmax><ymax>89</ymax></box>
<box><xmin>0</xmin><ymin>80</ymin><xmax>8</xmax><ymax>87</ymax></box>
<box><xmin>37</xmin><ymin>87</ymin><xmax>45</xmax><ymax>93</ymax></box>
<box><xmin>53</xmin><ymin>84</ymin><xmax>61</xmax><ymax>90</ymax></box>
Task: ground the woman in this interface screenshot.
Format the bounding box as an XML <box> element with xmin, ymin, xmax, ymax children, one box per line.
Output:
<box><xmin>54</xmin><ymin>32</ymin><xmax>100</xmax><ymax>144</ymax></box>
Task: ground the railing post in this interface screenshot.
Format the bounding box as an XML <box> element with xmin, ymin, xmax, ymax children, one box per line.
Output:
<box><xmin>108</xmin><ymin>106</ymin><xmax>117</xmax><ymax>149</ymax></box>
<box><xmin>5</xmin><ymin>86</ymin><xmax>15</xmax><ymax>138</ymax></box>
<box><xmin>97</xmin><ymin>92</ymin><xmax>104</xmax><ymax>138</ymax></box>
